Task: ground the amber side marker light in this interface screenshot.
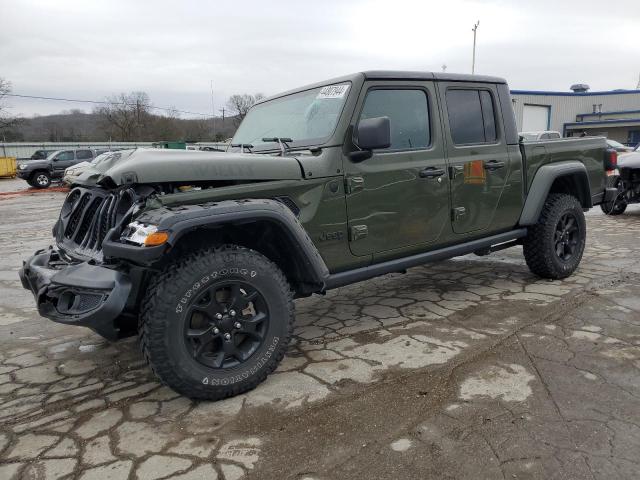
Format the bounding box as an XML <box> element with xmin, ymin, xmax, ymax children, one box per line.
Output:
<box><xmin>144</xmin><ymin>231</ymin><xmax>169</xmax><ymax>246</ymax></box>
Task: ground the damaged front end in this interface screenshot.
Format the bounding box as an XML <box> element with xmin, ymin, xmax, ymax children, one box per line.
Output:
<box><xmin>19</xmin><ymin>184</ymin><xmax>151</xmax><ymax>340</ymax></box>
<box><xmin>20</xmin><ymin>148</ymin><xmax>309</xmax><ymax>340</ymax></box>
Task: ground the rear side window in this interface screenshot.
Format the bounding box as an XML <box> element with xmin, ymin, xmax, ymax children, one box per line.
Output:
<box><xmin>76</xmin><ymin>150</ymin><xmax>93</xmax><ymax>160</ymax></box>
<box><xmin>446</xmin><ymin>89</ymin><xmax>498</xmax><ymax>145</ymax></box>
<box><xmin>359</xmin><ymin>89</ymin><xmax>430</xmax><ymax>150</ymax></box>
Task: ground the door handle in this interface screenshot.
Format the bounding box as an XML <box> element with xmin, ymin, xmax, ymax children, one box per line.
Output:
<box><xmin>419</xmin><ymin>167</ymin><xmax>446</xmax><ymax>179</ymax></box>
<box><xmin>484</xmin><ymin>160</ymin><xmax>505</xmax><ymax>171</ymax></box>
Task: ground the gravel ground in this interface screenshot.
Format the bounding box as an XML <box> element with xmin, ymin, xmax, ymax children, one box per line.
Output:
<box><xmin>1</xmin><ymin>184</ymin><xmax>639</xmax><ymax>479</ymax></box>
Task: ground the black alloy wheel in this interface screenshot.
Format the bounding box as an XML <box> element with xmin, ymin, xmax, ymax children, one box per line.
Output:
<box><xmin>553</xmin><ymin>212</ymin><xmax>580</xmax><ymax>261</ymax></box>
<box><xmin>184</xmin><ymin>282</ymin><xmax>269</xmax><ymax>369</ymax></box>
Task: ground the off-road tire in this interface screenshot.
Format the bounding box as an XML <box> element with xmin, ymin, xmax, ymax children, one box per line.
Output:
<box><xmin>139</xmin><ymin>245</ymin><xmax>294</xmax><ymax>400</ymax></box>
<box><xmin>31</xmin><ymin>171</ymin><xmax>51</xmax><ymax>189</ymax></box>
<box><xmin>523</xmin><ymin>194</ymin><xmax>586</xmax><ymax>279</ymax></box>
<box><xmin>600</xmin><ymin>175</ymin><xmax>627</xmax><ymax>215</ymax></box>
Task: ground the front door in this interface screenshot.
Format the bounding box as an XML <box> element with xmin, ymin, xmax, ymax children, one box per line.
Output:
<box><xmin>438</xmin><ymin>83</ymin><xmax>510</xmax><ymax>234</ymax></box>
<box><xmin>51</xmin><ymin>150</ymin><xmax>76</xmax><ymax>175</ymax></box>
<box><xmin>344</xmin><ymin>81</ymin><xmax>450</xmax><ymax>257</ymax></box>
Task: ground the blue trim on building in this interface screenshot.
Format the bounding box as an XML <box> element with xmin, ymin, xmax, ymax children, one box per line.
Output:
<box><xmin>577</xmin><ymin>109</ymin><xmax>640</xmax><ymax>118</ymax></box>
<box><xmin>511</xmin><ymin>89</ymin><xmax>640</xmax><ymax>97</ymax></box>
<box><xmin>564</xmin><ymin>118</ymin><xmax>640</xmax><ymax>128</ymax></box>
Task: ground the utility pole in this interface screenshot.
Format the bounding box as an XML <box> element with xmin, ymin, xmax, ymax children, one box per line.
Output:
<box><xmin>219</xmin><ymin>107</ymin><xmax>226</xmax><ymax>124</ymax></box>
<box><xmin>471</xmin><ymin>20</ymin><xmax>480</xmax><ymax>74</ymax></box>
<box><xmin>210</xmin><ymin>80</ymin><xmax>216</xmax><ymax>140</ymax></box>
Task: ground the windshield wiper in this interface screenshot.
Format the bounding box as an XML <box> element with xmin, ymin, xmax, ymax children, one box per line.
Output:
<box><xmin>262</xmin><ymin>137</ymin><xmax>293</xmax><ymax>156</ymax></box>
<box><xmin>227</xmin><ymin>143</ymin><xmax>254</xmax><ymax>153</ymax></box>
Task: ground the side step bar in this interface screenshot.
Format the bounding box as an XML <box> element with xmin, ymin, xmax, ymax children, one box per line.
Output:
<box><xmin>325</xmin><ymin>229</ymin><xmax>528</xmax><ymax>290</ymax></box>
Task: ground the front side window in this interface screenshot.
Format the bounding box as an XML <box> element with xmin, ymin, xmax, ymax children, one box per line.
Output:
<box><xmin>358</xmin><ymin>89</ymin><xmax>430</xmax><ymax>151</ymax></box>
<box><xmin>446</xmin><ymin>89</ymin><xmax>498</xmax><ymax>145</ymax></box>
<box><xmin>232</xmin><ymin>83</ymin><xmax>350</xmax><ymax>151</ymax></box>
<box><xmin>55</xmin><ymin>151</ymin><xmax>75</xmax><ymax>161</ymax></box>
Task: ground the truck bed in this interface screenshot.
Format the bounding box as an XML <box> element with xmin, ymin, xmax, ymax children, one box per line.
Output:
<box><xmin>521</xmin><ymin>137</ymin><xmax>607</xmax><ymax>202</ymax></box>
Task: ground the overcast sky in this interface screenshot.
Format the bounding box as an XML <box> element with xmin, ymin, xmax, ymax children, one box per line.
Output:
<box><xmin>1</xmin><ymin>0</ymin><xmax>639</xmax><ymax>118</ymax></box>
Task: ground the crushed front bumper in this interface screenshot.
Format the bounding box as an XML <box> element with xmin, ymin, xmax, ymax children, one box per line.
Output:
<box><xmin>19</xmin><ymin>248</ymin><xmax>132</xmax><ymax>340</ymax></box>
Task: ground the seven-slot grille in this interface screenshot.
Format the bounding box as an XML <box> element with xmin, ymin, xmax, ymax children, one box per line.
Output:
<box><xmin>57</xmin><ymin>187</ymin><xmax>134</xmax><ymax>258</ymax></box>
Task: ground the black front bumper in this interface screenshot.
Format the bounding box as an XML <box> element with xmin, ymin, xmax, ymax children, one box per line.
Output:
<box><xmin>19</xmin><ymin>248</ymin><xmax>132</xmax><ymax>340</ymax></box>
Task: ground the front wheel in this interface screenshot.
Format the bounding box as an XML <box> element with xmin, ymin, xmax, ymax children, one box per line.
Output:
<box><xmin>523</xmin><ymin>194</ymin><xmax>586</xmax><ymax>279</ymax></box>
<box><xmin>31</xmin><ymin>171</ymin><xmax>51</xmax><ymax>189</ymax></box>
<box><xmin>139</xmin><ymin>245</ymin><xmax>294</xmax><ymax>400</ymax></box>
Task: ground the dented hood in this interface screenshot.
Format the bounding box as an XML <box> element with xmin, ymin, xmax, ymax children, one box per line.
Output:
<box><xmin>74</xmin><ymin>148</ymin><xmax>304</xmax><ymax>186</ymax></box>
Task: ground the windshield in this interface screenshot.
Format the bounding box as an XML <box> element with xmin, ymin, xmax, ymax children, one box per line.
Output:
<box><xmin>232</xmin><ymin>83</ymin><xmax>351</xmax><ymax>151</ymax></box>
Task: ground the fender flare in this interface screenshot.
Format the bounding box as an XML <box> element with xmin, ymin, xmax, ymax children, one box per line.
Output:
<box><xmin>102</xmin><ymin>198</ymin><xmax>330</xmax><ymax>290</ymax></box>
<box><xmin>519</xmin><ymin>161</ymin><xmax>591</xmax><ymax>226</ymax></box>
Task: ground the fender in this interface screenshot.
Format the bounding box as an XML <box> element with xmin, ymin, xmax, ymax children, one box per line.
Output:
<box><xmin>102</xmin><ymin>198</ymin><xmax>330</xmax><ymax>290</ymax></box>
<box><xmin>519</xmin><ymin>161</ymin><xmax>591</xmax><ymax>226</ymax></box>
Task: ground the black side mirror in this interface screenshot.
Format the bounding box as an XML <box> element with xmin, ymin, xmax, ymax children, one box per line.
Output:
<box><xmin>350</xmin><ymin>116</ymin><xmax>391</xmax><ymax>162</ymax></box>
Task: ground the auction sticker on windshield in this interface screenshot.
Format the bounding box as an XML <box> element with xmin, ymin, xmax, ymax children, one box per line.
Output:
<box><xmin>317</xmin><ymin>84</ymin><xmax>350</xmax><ymax>99</ymax></box>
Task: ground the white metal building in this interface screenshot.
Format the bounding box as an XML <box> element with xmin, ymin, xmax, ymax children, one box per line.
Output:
<box><xmin>0</xmin><ymin>142</ymin><xmax>230</xmax><ymax>159</ymax></box>
<box><xmin>510</xmin><ymin>86</ymin><xmax>640</xmax><ymax>146</ymax></box>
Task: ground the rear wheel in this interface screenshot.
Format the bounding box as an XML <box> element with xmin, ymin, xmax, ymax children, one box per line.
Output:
<box><xmin>139</xmin><ymin>245</ymin><xmax>294</xmax><ymax>400</ymax></box>
<box><xmin>523</xmin><ymin>194</ymin><xmax>586</xmax><ymax>279</ymax></box>
<box><xmin>31</xmin><ymin>171</ymin><xmax>51</xmax><ymax>188</ymax></box>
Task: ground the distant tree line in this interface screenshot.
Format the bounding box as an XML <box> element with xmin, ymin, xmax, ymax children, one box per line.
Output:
<box><xmin>0</xmin><ymin>79</ymin><xmax>265</xmax><ymax>143</ymax></box>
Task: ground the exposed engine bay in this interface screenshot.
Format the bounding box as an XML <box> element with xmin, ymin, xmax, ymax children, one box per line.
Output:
<box><xmin>601</xmin><ymin>154</ymin><xmax>640</xmax><ymax>215</ymax></box>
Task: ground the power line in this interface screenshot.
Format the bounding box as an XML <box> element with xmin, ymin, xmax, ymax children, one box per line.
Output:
<box><xmin>5</xmin><ymin>93</ymin><xmax>211</xmax><ymax>117</ymax></box>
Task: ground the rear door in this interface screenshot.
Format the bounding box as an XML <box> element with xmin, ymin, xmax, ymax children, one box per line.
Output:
<box><xmin>344</xmin><ymin>81</ymin><xmax>450</xmax><ymax>257</ymax></box>
<box><xmin>439</xmin><ymin>83</ymin><xmax>510</xmax><ymax>235</ymax></box>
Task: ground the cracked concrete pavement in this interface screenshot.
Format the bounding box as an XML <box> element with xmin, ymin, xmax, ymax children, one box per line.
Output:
<box><xmin>1</xmin><ymin>180</ymin><xmax>640</xmax><ymax>479</ymax></box>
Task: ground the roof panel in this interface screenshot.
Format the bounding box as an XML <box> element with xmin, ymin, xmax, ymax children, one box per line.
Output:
<box><xmin>363</xmin><ymin>70</ymin><xmax>506</xmax><ymax>84</ymax></box>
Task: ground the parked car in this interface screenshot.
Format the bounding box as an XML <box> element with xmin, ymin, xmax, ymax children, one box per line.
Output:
<box><xmin>606</xmin><ymin>139</ymin><xmax>634</xmax><ymax>154</ymax></box>
<box><xmin>520</xmin><ymin>131</ymin><xmax>562</xmax><ymax>141</ymax></box>
<box><xmin>62</xmin><ymin>150</ymin><xmax>129</xmax><ymax>186</ymax></box>
<box><xmin>16</xmin><ymin>148</ymin><xmax>101</xmax><ymax>188</ymax></box>
<box><xmin>62</xmin><ymin>153</ymin><xmax>108</xmax><ymax>186</ymax></box>
<box><xmin>20</xmin><ymin>71</ymin><xmax>613</xmax><ymax>400</ymax></box>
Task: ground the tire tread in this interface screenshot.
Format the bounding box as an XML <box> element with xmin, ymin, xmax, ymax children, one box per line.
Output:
<box><xmin>138</xmin><ymin>245</ymin><xmax>294</xmax><ymax>400</ymax></box>
<box><xmin>523</xmin><ymin>194</ymin><xmax>585</xmax><ymax>279</ymax></box>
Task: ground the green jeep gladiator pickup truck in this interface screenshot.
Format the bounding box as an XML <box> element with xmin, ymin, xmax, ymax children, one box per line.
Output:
<box><xmin>20</xmin><ymin>71</ymin><xmax>614</xmax><ymax>400</ymax></box>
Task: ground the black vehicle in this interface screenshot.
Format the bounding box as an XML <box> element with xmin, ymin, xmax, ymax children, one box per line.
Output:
<box><xmin>29</xmin><ymin>149</ymin><xmax>56</xmax><ymax>160</ymax></box>
<box><xmin>16</xmin><ymin>148</ymin><xmax>100</xmax><ymax>188</ymax></box>
<box><xmin>601</xmin><ymin>148</ymin><xmax>640</xmax><ymax>215</ymax></box>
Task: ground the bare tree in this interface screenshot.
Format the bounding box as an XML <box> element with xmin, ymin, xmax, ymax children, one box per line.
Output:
<box><xmin>152</xmin><ymin>107</ymin><xmax>181</xmax><ymax>140</ymax></box>
<box><xmin>0</xmin><ymin>77</ymin><xmax>23</xmax><ymax>131</ymax></box>
<box><xmin>94</xmin><ymin>91</ymin><xmax>152</xmax><ymax>141</ymax></box>
<box><xmin>226</xmin><ymin>93</ymin><xmax>265</xmax><ymax>127</ymax></box>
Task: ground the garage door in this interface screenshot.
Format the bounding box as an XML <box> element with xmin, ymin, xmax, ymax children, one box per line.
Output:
<box><xmin>522</xmin><ymin>104</ymin><xmax>550</xmax><ymax>132</ymax></box>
